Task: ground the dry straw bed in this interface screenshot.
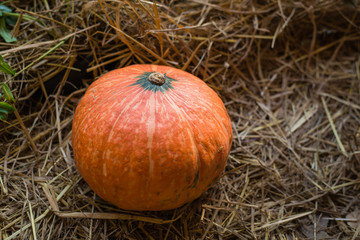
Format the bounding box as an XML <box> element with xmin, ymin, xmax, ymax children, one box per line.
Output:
<box><xmin>0</xmin><ymin>0</ymin><xmax>360</xmax><ymax>239</ymax></box>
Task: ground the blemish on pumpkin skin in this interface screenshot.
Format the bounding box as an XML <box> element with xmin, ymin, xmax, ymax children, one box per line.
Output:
<box><xmin>175</xmin><ymin>193</ymin><xmax>181</xmax><ymax>201</ymax></box>
<box><xmin>191</xmin><ymin>170</ymin><xmax>199</xmax><ymax>188</ymax></box>
<box><xmin>103</xmin><ymin>163</ymin><xmax>107</xmax><ymax>176</ymax></box>
<box><xmin>218</xmin><ymin>145</ymin><xmax>224</xmax><ymax>152</ymax></box>
<box><xmin>215</xmin><ymin>161</ymin><xmax>222</xmax><ymax>170</ymax></box>
<box><xmin>185</xmin><ymin>175</ymin><xmax>192</xmax><ymax>184</ymax></box>
<box><xmin>91</xmin><ymin>89</ymin><xmax>97</xmax><ymax>100</ymax></box>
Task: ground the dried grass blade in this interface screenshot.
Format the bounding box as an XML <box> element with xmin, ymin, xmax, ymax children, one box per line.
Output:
<box><xmin>153</xmin><ymin>0</ymin><xmax>163</xmax><ymax>57</ymax></box>
<box><xmin>0</xmin><ymin>175</ymin><xmax>7</xmax><ymax>194</ymax></box>
<box><xmin>42</xmin><ymin>185</ymin><xmax>59</xmax><ymax>212</ymax></box>
<box><xmin>54</xmin><ymin>212</ymin><xmax>181</xmax><ymax>225</ymax></box>
<box><xmin>6</xmin><ymin>209</ymin><xmax>51</xmax><ymax>240</ymax></box>
<box><xmin>256</xmin><ymin>211</ymin><xmax>313</xmax><ymax>230</ymax></box>
<box><xmin>86</xmin><ymin>53</ymin><xmax>131</xmax><ymax>72</ymax></box>
<box><xmin>182</xmin><ymin>40</ymin><xmax>207</xmax><ymax>71</ymax></box>
<box><xmin>28</xmin><ymin>200</ymin><xmax>37</xmax><ymax>240</ymax></box>
<box><xmin>288</xmin><ymin>104</ymin><xmax>318</xmax><ymax>135</ymax></box>
<box><xmin>15</xmin><ymin>40</ymin><xmax>66</xmax><ymax>77</ymax></box>
<box><xmin>0</xmin><ymin>25</ymin><xmax>98</xmax><ymax>55</ymax></box>
<box><xmin>13</xmin><ymin>109</ymin><xmax>38</xmax><ymax>152</ymax></box>
<box><xmin>321</xmin><ymin>97</ymin><xmax>348</xmax><ymax>157</ymax></box>
<box><xmin>320</xmin><ymin>93</ymin><xmax>360</xmax><ymax>110</ymax></box>
<box><xmin>351</xmin><ymin>224</ymin><xmax>360</xmax><ymax>240</ymax></box>
<box><xmin>111</xmin><ymin>25</ymin><xmax>168</xmax><ymax>65</ymax></box>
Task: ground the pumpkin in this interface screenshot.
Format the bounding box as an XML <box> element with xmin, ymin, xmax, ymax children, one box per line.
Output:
<box><xmin>72</xmin><ymin>64</ymin><xmax>233</xmax><ymax>211</ymax></box>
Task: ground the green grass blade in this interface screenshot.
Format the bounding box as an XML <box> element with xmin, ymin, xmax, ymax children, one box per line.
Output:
<box><xmin>0</xmin><ymin>54</ymin><xmax>16</xmax><ymax>75</ymax></box>
<box><xmin>2</xmin><ymin>82</ymin><xmax>15</xmax><ymax>103</ymax></box>
<box><xmin>0</xmin><ymin>101</ymin><xmax>15</xmax><ymax>114</ymax></box>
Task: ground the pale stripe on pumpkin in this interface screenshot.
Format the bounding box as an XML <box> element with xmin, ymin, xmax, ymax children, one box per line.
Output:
<box><xmin>169</xmin><ymin>88</ymin><xmax>231</xmax><ymax>145</ymax></box>
<box><xmin>103</xmin><ymin>88</ymin><xmax>146</xmax><ymax>166</ymax></box>
<box><xmin>161</xmin><ymin>91</ymin><xmax>200</xmax><ymax>188</ymax></box>
<box><xmin>146</xmin><ymin>92</ymin><xmax>156</xmax><ymax>181</ymax></box>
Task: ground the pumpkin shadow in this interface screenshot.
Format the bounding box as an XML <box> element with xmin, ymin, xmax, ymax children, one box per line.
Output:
<box><xmin>92</xmin><ymin>192</ymin><xmax>205</xmax><ymax>239</ymax></box>
<box><xmin>73</xmin><ymin>176</ymin><xmax>205</xmax><ymax>238</ymax></box>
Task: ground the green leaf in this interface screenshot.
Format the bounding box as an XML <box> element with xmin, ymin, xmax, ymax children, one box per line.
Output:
<box><xmin>0</xmin><ymin>112</ymin><xmax>7</xmax><ymax>120</ymax></box>
<box><xmin>0</xmin><ymin>101</ymin><xmax>15</xmax><ymax>114</ymax></box>
<box><xmin>2</xmin><ymin>83</ymin><xmax>15</xmax><ymax>103</ymax></box>
<box><xmin>0</xmin><ymin>5</ymin><xmax>12</xmax><ymax>16</ymax></box>
<box><xmin>5</xmin><ymin>15</ymin><xmax>17</xmax><ymax>25</ymax></box>
<box><xmin>0</xmin><ymin>5</ymin><xmax>17</xmax><ymax>28</ymax></box>
<box><xmin>0</xmin><ymin>17</ymin><xmax>16</xmax><ymax>43</ymax></box>
<box><xmin>0</xmin><ymin>55</ymin><xmax>16</xmax><ymax>75</ymax></box>
<box><xmin>0</xmin><ymin>5</ymin><xmax>19</xmax><ymax>25</ymax></box>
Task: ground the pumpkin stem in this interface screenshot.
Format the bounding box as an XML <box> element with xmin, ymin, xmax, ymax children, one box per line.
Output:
<box><xmin>148</xmin><ymin>72</ymin><xmax>166</xmax><ymax>86</ymax></box>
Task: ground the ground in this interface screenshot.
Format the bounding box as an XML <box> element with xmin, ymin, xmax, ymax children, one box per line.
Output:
<box><xmin>0</xmin><ymin>1</ymin><xmax>359</xmax><ymax>239</ymax></box>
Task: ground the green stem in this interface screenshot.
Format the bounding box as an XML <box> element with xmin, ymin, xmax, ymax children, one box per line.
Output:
<box><xmin>2</xmin><ymin>12</ymin><xmax>47</xmax><ymax>27</ymax></box>
<box><xmin>15</xmin><ymin>40</ymin><xmax>66</xmax><ymax>77</ymax></box>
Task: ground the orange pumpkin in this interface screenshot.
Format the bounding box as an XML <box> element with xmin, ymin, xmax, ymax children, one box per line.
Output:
<box><xmin>72</xmin><ymin>65</ymin><xmax>233</xmax><ymax>211</ymax></box>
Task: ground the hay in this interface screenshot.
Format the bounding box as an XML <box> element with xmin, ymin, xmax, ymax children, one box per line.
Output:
<box><xmin>1</xmin><ymin>0</ymin><xmax>359</xmax><ymax>239</ymax></box>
